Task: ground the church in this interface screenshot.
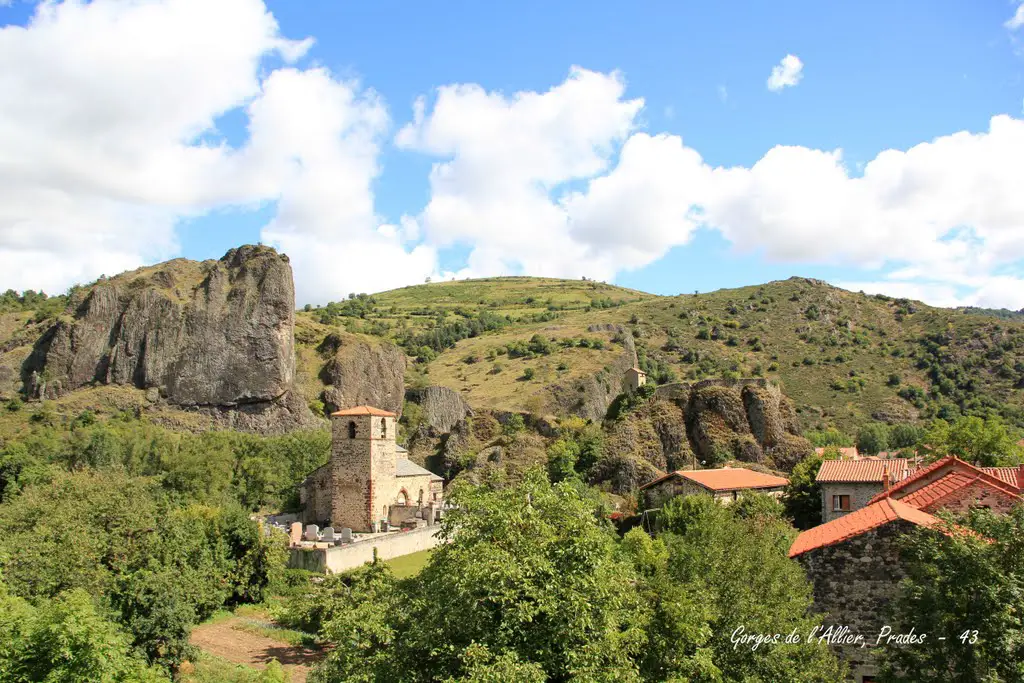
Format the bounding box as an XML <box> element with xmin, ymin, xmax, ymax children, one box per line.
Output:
<box><xmin>298</xmin><ymin>405</ymin><xmax>444</xmax><ymax>532</ymax></box>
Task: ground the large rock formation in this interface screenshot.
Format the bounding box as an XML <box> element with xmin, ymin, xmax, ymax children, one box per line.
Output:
<box><xmin>22</xmin><ymin>245</ymin><xmax>315</xmax><ymax>432</ymax></box>
<box><xmin>405</xmin><ymin>385</ymin><xmax>473</xmax><ymax>434</ymax></box>
<box><xmin>593</xmin><ymin>379</ymin><xmax>811</xmax><ymax>491</ymax></box>
<box><xmin>317</xmin><ymin>332</ymin><xmax>406</xmax><ymax>417</ymax></box>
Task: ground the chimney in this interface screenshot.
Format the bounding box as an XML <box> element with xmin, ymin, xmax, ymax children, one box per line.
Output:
<box><xmin>882</xmin><ymin>465</ymin><xmax>891</xmax><ymax>493</ymax></box>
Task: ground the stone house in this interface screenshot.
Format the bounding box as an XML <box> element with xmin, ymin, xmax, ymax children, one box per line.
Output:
<box><xmin>791</xmin><ymin>456</ymin><xmax>1024</xmax><ymax>682</ymax></box>
<box><xmin>299</xmin><ymin>405</ymin><xmax>443</xmax><ymax>532</ymax></box>
<box><xmin>817</xmin><ymin>458</ymin><xmax>913</xmax><ymax>523</ymax></box>
<box><xmin>624</xmin><ymin>366</ymin><xmax>647</xmax><ymax>392</ymax></box>
<box><xmin>640</xmin><ymin>466</ymin><xmax>789</xmax><ymax>509</ymax></box>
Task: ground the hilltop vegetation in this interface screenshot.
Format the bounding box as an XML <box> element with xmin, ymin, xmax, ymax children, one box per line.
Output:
<box><xmin>297</xmin><ymin>276</ymin><xmax>1024</xmax><ymax>434</ymax></box>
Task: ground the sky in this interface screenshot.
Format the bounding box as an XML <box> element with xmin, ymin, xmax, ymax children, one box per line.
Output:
<box><xmin>1</xmin><ymin>1</ymin><xmax>1024</xmax><ymax>309</ymax></box>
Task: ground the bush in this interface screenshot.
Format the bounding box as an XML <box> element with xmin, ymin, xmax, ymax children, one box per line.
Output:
<box><xmin>521</xmin><ymin>368</ymin><xmax>535</xmax><ymax>381</ymax></box>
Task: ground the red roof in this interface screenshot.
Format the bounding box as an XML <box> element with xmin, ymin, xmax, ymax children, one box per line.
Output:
<box><xmin>331</xmin><ymin>405</ymin><xmax>397</xmax><ymax>417</ymax></box>
<box><xmin>867</xmin><ymin>456</ymin><xmax>1021</xmax><ymax>506</ymax></box>
<box><xmin>789</xmin><ymin>498</ymin><xmax>941</xmax><ymax>557</ymax></box>
<box><xmin>816</xmin><ymin>459</ymin><xmax>912</xmax><ymax>483</ymax></box>
<box><xmin>641</xmin><ymin>467</ymin><xmax>788</xmax><ymax>492</ymax></box>
<box><xmin>899</xmin><ymin>471</ymin><xmax>980</xmax><ymax>511</ymax></box>
<box><xmin>982</xmin><ymin>467</ymin><xmax>1020</xmax><ymax>488</ymax></box>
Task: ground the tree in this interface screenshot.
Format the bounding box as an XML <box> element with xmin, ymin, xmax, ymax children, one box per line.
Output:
<box><xmin>856</xmin><ymin>423</ymin><xmax>889</xmax><ymax>455</ymax></box>
<box><xmin>878</xmin><ymin>507</ymin><xmax>1024</xmax><ymax>681</ymax></box>
<box><xmin>888</xmin><ymin>423</ymin><xmax>924</xmax><ymax>450</ymax></box>
<box><xmin>783</xmin><ymin>453</ymin><xmax>826</xmax><ymax>529</ymax></box>
<box><xmin>922</xmin><ymin>416</ymin><xmax>1024</xmax><ymax>466</ymax></box>
<box><xmin>0</xmin><ymin>579</ymin><xmax>167</xmax><ymax>682</ymax></box>
<box><xmin>311</xmin><ymin>470</ymin><xmax>647</xmax><ymax>681</ymax></box>
<box><xmin>644</xmin><ymin>495</ymin><xmax>844</xmax><ymax>681</ymax></box>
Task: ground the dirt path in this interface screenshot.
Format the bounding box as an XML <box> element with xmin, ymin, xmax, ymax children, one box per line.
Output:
<box><xmin>190</xmin><ymin>617</ymin><xmax>322</xmax><ymax>683</ymax></box>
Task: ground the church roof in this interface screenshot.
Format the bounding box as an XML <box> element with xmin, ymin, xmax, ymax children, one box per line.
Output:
<box><xmin>396</xmin><ymin>458</ymin><xmax>443</xmax><ymax>481</ymax></box>
<box><xmin>331</xmin><ymin>405</ymin><xmax>397</xmax><ymax>417</ymax></box>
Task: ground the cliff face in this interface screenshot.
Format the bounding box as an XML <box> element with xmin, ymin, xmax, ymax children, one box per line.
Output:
<box><xmin>595</xmin><ymin>379</ymin><xmax>811</xmax><ymax>493</ymax></box>
<box><xmin>23</xmin><ymin>246</ymin><xmax>314</xmax><ymax>432</ymax></box>
<box><xmin>317</xmin><ymin>332</ymin><xmax>406</xmax><ymax>417</ymax></box>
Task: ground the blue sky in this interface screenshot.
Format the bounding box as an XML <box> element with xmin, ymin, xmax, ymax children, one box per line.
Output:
<box><xmin>1</xmin><ymin>0</ymin><xmax>1023</xmax><ymax>307</ymax></box>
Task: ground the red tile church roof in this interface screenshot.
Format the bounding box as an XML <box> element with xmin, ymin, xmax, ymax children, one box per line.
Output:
<box><xmin>331</xmin><ymin>405</ymin><xmax>396</xmax><ymax>417</ymax></box>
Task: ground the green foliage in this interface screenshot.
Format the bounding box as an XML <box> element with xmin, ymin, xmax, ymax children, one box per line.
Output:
<box><xmin>311</xmin><ymin>470</ymin><xmax>648</xmax><ymax>682</ymax></box>
<box><xmin>803</xmin><ymin>428</ymin><xmax>853</xmax><ymax>448</ymax></box>
<box><xmin>783</xmin><ymin>454</ymin><xmax>825</xmax><ymax>530</ymax></box>
<box><xmin>879</xmin><ymin>507</ymin><xmax>1024</xmax><ymax>681</ymax></box>
<box><xmin>606</xmin><ymin>383</ymin><xmax>657</xmax><ymax>421</ymax></box>
<box><xmin>0</xmin><ymin>471</ymin><xmax>285</xmax><ymax>674</ymax></box>
<box><xmin>304</xmin><ymin>472</ymin><xmax>841</xmax><ymax>682</ymax></box>
<box><xmin>0</xmin><ymin>579</ymin><xmax>168</xmax><ymax>682</ymax></box>
<box><xmin>922</xmin><ymin>415</ymin><xmax>1024</xmax><ymax>466</ymax></box>
<box><xmin>521</xmin><ymin>367</ymin><xmax>535</xmax><ymax>381</ymax></box>
<box><xmin>501</xmin><ymin>414</ymin><xmax>525</xmax><ymax>438</ymax></box>
<box><xmin>855</xmin><ymin>422</ymin><xmax>890</xmax><ymax>455</ymax></box>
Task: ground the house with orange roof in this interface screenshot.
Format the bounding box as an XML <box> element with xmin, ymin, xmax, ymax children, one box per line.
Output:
<box><xmin>639</xmin><ymin>466</ymin><xmax>789</xmax><ymax>508</ymax></box>
<box><xmin>816</xmin><ymin>458</ymin><xmax>914</xmax><ymax>523</ymax></box>
<box><xmin>790</xmin><ymin>456</ymin><xmax>1023</xmax><ymax>682</ymax></box>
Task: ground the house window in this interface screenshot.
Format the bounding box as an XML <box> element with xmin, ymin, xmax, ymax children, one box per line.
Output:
<box><xmin>380</xmin><ymin>419</ymin><xmax>387</xmax><ymax>439</ymax></box>
<box><xmin>833</xmin><ymin>495</ymin><xmax>851</xmax><ymax>512</ymax></box>
<box><xmin>348</xmin><ymin>421</ymin><xmax>357</xmax><ymax>439</ymax></box>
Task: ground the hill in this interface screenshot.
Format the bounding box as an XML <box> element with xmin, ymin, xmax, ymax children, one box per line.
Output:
<box><xmin>3</xmin><ymin>259</ymin><xmax>1024</xmax><ymax>443</ymax></box>
<box><xmin>303</xmin><ymin>275</ymin><xmax>1024</xmax><ymax>434</ymax></box>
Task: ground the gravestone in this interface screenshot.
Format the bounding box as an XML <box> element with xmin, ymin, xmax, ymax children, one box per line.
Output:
<box><xmin>289</xmin><ymin>522</ymin><xmax>303</xmax><ymax>546</ymax></box>
<box><xmin>304</xmin><ymin>524</ymin><xmax>319</xmax><ymax>542</ymax></box>
<box><xmin>340</xmin><ymin>528</ymin><xmax>353</xmax><ymax>543</ymax></box>
<box><xmin>322</xmin><ymin>527</ymin><xmax>336</xmax><ymax>543</ymax></box>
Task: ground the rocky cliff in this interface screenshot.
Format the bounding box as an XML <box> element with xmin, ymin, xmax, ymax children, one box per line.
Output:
<box><xmin>23</xmin><ymin>245</ymin><xmax>315</xmax><ymax>432</ymax></box>
<box><xmin>317</xmin><ymin>332</ymin><xmax>406</xmax><ymax>417</ymax></box>
<box><xmin>595</xmin><ymin>379</ymin><xmax>812</xmax><ymax>492</ymax></box>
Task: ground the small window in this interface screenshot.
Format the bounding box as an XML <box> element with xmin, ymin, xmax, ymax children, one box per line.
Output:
<box><xmin>381</xmin><ymin>419</ymin><xmax>387</xmax><ymax>438</ymax></box>
<box><xmin>833</xmin><ymin>495</ymin><xmax>851</xmax><ymax>512</ymax></box>
<box><xmin>348</xmin><ymin>421</ymin><xmax>357</xmax><ymax>439</ymax></box>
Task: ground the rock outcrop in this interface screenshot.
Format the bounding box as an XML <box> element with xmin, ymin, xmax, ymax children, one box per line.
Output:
<box><xmin>405</xmin><ymin>385</ymin><xmax>473</xmax><ymax>434</ymax></box>
<box><xmin>22</xmin><ymin>245</ymin><xmax>315</xmax><ymax>433</ymax></box>
<box><xmin>547</xmin><ymin>333</ymin><xmax>638</xmax><ymax>421</ymax></box>
<box><xmin>317</xmin><ymin>332</ymin><xmax>406</xmax><ymax>417</ymax></box>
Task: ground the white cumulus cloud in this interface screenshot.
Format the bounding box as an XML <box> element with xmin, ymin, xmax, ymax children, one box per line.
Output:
<box><xmin>1006</xmin><ymin>2</ymin><xmax>1024</xmax><ymax>30</ymax></box>
<box><xmin>0</xmin><ymin>0</ymin><xmax>435</xmax><ymax>304</ymax></box>
<box><xmin>767</xmin><ymin>54</ymin><xmax>804</xmax><ymax>91</ymax></box>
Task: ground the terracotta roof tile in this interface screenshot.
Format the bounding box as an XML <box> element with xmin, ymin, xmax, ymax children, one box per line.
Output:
<box><xmin>640</xmin><ymin>467</ymin><xmax>788</xmax><ymax>492</ymax></box>
<box><xmin>789</xmin><ymin>498</ymin><xmax>940</xmax><ymax>558</ymax></box>
<box><xmin>867</xmin><ymin>457</ymin><xmax>1021</xmax><ymax>506</ymax></box>
<box><xmin>816</xmin><ymin>459</ymin><xmax>911</xmax><ymax>483</ymax></box>
<box><xmin>899</xmin><ymin>471</ymin><xmax>979</xmax><ymax>510</ymax></box>
<box><xmin>982</xmin><ymin>467</ymin><xmax>1020</xmax><ymax>489</ymax></box>
<box><xmin>330</xmin><ymin>405</ymin><xmax>397</xmax><ymax>417</ymax></box>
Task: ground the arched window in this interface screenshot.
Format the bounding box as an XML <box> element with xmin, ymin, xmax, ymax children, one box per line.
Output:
<box><xmin>418</xmin><ymin>489</ymin><xmax>424</xmax><ymax>505</ymax></box>
<box><xmin>380</xmin><ymin>419</ymin><xmax>387</xmax><ymax>439</ymax></box>
<box><xmin>348</xmin><ymin>421</ymin><xmax>356</xmax><ymax>439</ymax></box>
<box><xmin>397</xmin><ymin>490</ymin><xmax>408</xmax><ymax>506</ymax></box>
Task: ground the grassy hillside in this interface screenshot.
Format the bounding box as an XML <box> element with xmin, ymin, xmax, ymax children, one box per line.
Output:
<box><xmin>3</xmin><ymin>273</ymin><xmax>1023</xmax><ymax>437</ymax></box>
<box><xmin>300</xmin><ymin>276</ymin><xmax>1024</xmax><ymax>433</ymax></box>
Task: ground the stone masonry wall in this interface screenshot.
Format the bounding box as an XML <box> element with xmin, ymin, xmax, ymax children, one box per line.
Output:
<box><xmin>917</xmin><ymin>480</ymin><xmax>1019</xmax><ymax>515</ymax></box>
<box><xmin>288</xmin><ymin>526</ymin><xmax>447</xmax><ymax>574</ymax></box>
<box><xmin>821</xmin><ymin>482</ymin><xmax>885</xmax><ymax>523</ymax></box>
<box><xmin>796</xmin><ymin>520</ymin><xmax>917</xmax><ymax>681</ymax></box>
<box><xmin>329</xmin><ymin>414</ymin><xmax>397</xmax><ymax>532</ymax></box>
